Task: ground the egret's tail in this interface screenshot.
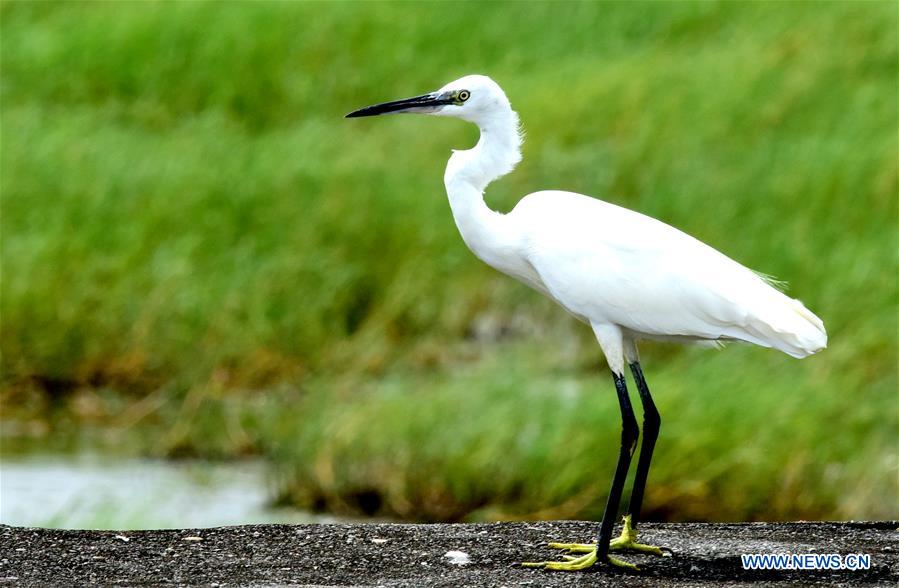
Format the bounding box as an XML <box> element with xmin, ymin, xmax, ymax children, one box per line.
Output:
<box><xmin>744</xmin><ymin>291</ymin><xmax>827</xmax><ymax>359</ymax></box>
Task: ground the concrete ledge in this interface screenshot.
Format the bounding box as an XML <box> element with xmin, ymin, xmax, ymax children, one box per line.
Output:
<box><xmin>2</xmin><ymin>521</ymin><xmax>896</xmax><ymax>586</ymax></box>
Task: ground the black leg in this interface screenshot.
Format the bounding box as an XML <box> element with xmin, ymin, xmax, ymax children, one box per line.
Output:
<box><xmin>596</xmin><ymin>371</ymin><xmax>639</xmax><ymax>561</ymax></box>
<box><xmin>627</xmin><ymin>361</ymin><xmax>661</xmax><ymax>526</ymax></box>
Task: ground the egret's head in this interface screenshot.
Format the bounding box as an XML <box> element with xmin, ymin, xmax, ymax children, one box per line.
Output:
<box><xmin>346</xmin><ymin>74</ymin><xmax>511</xmax><ymax>125</ymax></box>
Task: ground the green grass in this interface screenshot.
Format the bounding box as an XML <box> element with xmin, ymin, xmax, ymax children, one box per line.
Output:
<box><xmin>1</xmin><ymin>1</ymin><xmax>896</xmax><ymax>522</ymax></box>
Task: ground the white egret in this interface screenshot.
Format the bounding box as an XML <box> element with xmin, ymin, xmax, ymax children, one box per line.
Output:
<box><xmin>346</xmin><ymin>75</ymin><xmax>826</xmax><ymax>571</ymax></box>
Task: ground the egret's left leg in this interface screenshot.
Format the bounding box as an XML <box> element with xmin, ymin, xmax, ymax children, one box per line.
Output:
<box><xmin>613</xmin><ymin>361</ymin><xmax>664</xmax><ymax>554</ymax></box>
<box><xmin>552</xmin><ymin>363</ymin><xmax>664</xmax><ymax>556</ymax></box>
<box><xmin>523</xmin><ymin>368</ymin><xmax>640</xmax><ymax>571</ymax></box>
<box><xmin>523</xmin><ymin>361</ymin><xmax>664</xmax><ymax>571</ymax></box>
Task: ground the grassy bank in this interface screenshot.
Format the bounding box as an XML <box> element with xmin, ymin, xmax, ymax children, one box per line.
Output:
<box><xmin>2</xmin><ymin>1</ymin><xmax>896</xmax><ymax>522</ymax></box>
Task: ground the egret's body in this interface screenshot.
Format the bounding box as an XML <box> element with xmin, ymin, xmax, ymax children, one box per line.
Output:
<box><xmin>456</xmin><ymin>186</ymin><xmax>825</xmax><ymax>362</ymax></box>
<box><xmin>347</xmin><ymin>74</ymin><xmax>826</xmax><ymax>571</ymax></box>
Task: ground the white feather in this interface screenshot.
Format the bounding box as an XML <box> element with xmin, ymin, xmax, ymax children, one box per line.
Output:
<box><xmin>511</xmin><ymin>191</ymin><xmax>826</xmax><ymax>359</ymax></box>
<box><xmin>421</xmin><ymin>75</ymin><xmax>824</xmax><ymax>372</ymax></box>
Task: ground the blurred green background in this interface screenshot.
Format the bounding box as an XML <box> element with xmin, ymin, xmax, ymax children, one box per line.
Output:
<box><xmin>1</xmin><ymin>0</ymin><xmax>896</xmax><ymax>527</ymax></box>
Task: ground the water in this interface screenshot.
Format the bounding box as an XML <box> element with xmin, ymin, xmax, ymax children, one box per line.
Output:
<box><xmin>0</xmin><ymin>455</ymin><xmax>332</xmax><ymax>530</ymax></box>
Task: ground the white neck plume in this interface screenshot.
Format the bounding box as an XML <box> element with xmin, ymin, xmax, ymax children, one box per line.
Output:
<box><xmin>442</xmin><ymin>108</ymin><xmax>523</xmax><ymax>268</ymax></box>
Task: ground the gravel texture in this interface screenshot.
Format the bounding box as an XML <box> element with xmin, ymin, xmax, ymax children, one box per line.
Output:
<box><xmin>2</xmin><ymin>521</ymin><xmax>897</xmax><ymax>587</ymax></box>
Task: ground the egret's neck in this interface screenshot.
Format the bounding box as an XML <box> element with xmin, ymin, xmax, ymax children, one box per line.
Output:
<box><xmin>443</xmin><ymin>109</ymin><xmax>522</xmax><ymax>261</ymax></box>
<box><xmin>444</xmin><ymin>109</ymin><xmax>522</xmax><ymax>193</ymax></box>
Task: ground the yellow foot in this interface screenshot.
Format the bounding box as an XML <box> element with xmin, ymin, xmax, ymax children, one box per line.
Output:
<box><xmin>609</xmin><ymin>514</ymin><xmax>664</xmax><ymax>555</ymax></box>
<box><xmin>522</xmin><ymin>546</ymin><xmax>637</xmax><ymax>571</ymax></box>
<box><xmin>521</xmin><ymin>515</ymin><xmax>664</xmax><ymax>571</ymax></box>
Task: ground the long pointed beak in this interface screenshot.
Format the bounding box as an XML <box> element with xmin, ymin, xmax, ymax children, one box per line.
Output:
<box><xmin>345</xmin><ymin>91</ymin><xmax>452</xmax><ymax>118</ymax></box>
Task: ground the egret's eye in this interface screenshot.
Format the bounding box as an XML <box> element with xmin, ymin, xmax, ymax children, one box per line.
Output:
<box><xmin>458</xmin><ymin>90</ymin><xmax>470</xmax><ymax>102</ymax></box>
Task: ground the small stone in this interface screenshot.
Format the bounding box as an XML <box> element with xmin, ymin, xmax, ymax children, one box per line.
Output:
<box><xmin>371</xmin><ymin>538</ymin><xmax>388</xmax><ymax>544</ymax></box>
<box><xmin>183</xmin><ymin>536</ymin><xmax>203</xmax><ymax>542</ymax></box>
<box><xmin>444</xmin><ymin>550</ymin><xmax>471</xmax><ymax>565</ymax></box>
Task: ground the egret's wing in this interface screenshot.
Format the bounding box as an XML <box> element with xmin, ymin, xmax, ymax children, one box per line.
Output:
<box><xmin>512</xmin><ymin>191</ymin><xmax>826</xmax><ymax>358</ymax></box>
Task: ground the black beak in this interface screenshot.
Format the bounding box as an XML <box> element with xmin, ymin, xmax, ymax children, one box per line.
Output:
<box><xmin>345</xmin><ymin>91</ymin><xmax>453</xmax><ymax>118</ymax></box>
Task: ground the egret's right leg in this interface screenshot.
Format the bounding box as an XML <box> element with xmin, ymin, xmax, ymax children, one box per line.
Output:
<box><xmin>626</xmin><ymin>361</ymin><xmax>659</xmax><ymax>521</ymax></box>
<box><xmin>604</xmin><ymin>361</ymin><xmax>665</xmax><ymax>555</ymax></box>
<box><xmin>526</xmin><ymin>362</ymin><xmax>665</xmax><ymax>569</ymax></box>
<box><xmin>523</xmin><ymin>369</ymin><xmax>640</xmax><ymax>570</ymax></box>
<box><xmin>577</xmin><ymin>362</ymin><xmax>664</xmax><ymax>556</ymax></box>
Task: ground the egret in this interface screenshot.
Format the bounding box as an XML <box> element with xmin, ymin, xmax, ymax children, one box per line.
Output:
<box><xmin>346</xmin><ymin>75</ymin><xmax>826</xmax><ymax>571</ymax></box>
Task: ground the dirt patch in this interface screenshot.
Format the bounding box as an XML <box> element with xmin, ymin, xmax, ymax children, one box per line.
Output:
<box><xmin>2</xmin><ymin>521</ymin><xmax>896</xmax><ymax>586</ymax></box>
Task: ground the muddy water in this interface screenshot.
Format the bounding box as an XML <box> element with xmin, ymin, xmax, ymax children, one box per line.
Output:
<box><xmin>0</xmin><ymin>454</ymin><xmax>334</xmax><ymax>530</ymax></box>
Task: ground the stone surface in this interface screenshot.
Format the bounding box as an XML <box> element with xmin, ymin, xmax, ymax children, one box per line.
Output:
<box><xmin>1</xmin><ymin>521</ymin><xmax>897</xmax><ymax>586</ymax></box>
